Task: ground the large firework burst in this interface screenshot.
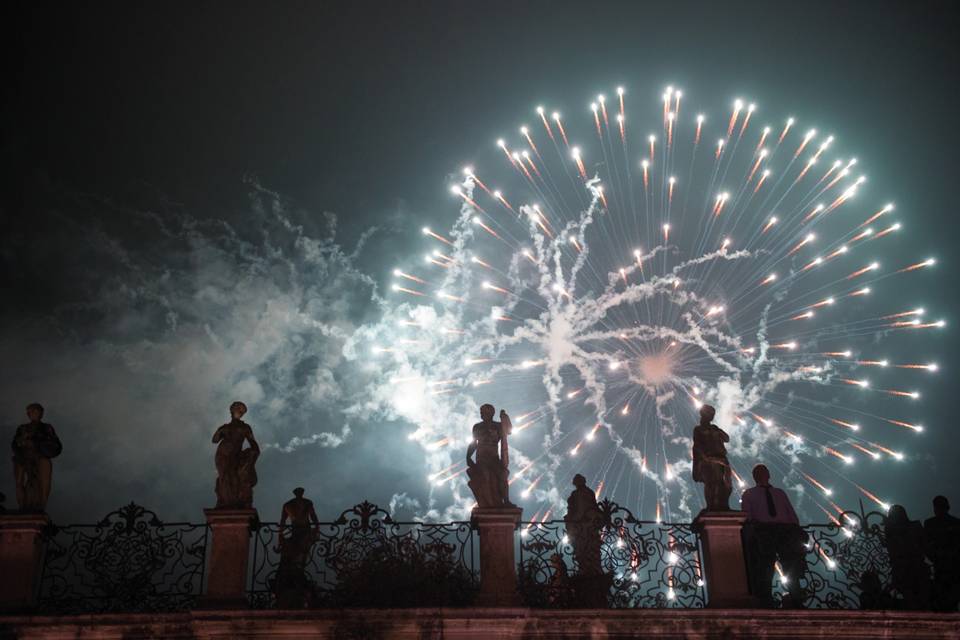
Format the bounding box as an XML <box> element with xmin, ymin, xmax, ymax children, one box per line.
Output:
<box><xmin>362</xmin><ymin>85</ymin><xmax>942</xmax><ymax>523</ymax></box>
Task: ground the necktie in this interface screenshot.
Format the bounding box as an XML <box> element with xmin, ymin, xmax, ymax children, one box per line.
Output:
<box><xmin>764</xmin><ymin>486</ymin><xmax>778</xmax><ymax>517</ymax></box>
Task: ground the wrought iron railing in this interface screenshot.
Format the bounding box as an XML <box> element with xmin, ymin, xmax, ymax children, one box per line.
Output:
<box><xmin>517</xmin><ymin>499</ymin><xmax>706</xmax><ymax>608</ymax></box>
<box><xmin>37</xmin><ymin>503</ymin><xmax>208</xmax><ymax>613</ymax></box>
<box><xmin>765</xmin><ymin>508</ymin><xmax>923</xmax><ymax>609</ymax></box>
<box><xmin>248</xmin><ymin>501</ymin><xmax>477</xmax><ymax>608</ymax></box>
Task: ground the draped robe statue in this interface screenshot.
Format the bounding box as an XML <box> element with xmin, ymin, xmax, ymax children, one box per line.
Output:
<box><xmin>12</xmin><ymin>403</ymin><xmax>62</xmax><ymax>511</ymax></box>
<box><xmin>692</xmin><ymin>404</ymin><xmax>732</xmax><ymax>511</ymax></box>
<box><xmin>212</xmin><ymin>401</ymin><xmax>260</xmax><ymax>509</ymax></box>
<box><xmin>466</xmin><ymin>404</ymin><xmax>516</xmax><ymax>508</ymax></box>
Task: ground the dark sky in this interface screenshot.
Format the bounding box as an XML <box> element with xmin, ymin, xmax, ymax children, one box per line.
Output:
<box><xmin>5</xmin><ymin>1</ymin><xmax>959</xmax><ymax>523</ymax></box>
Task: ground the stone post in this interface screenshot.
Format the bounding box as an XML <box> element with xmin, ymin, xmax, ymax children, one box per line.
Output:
<box><xmin>201</xmin><ymin>508</ymin><xmax>257</xmax><ymax>608</ymax></box>
<box><xmin>471</xmin><ymin>506</ymin><xmax>522</xmax><ymax>606</ymax></box>
<box><xmin>693</xmin><ymin>510</ymin><xmax>754</xmax><ymax>608</ymax></box>
<box><xmin>0</xmin><ymin>513</ymin><xmax>50</xmax><ymax>611</ymax></box>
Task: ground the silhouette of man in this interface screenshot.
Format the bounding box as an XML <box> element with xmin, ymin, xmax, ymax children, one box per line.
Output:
<box><xmin>11</xmin><ymin>403</ymin><xmax>62</xmax><ymax>512</ymax></box>
<box><xmin>741</xmin><ymin>464</ymin><xmax>806</xmax><ymax>607</ymax></box>
<box><xmin>884</xmin><ymin>504</ymin><xmax>931</xmax><ymax>610</ymax></box>
<box><xmin>466</xmin><ymin>404</ymin><xmax>515</xmax><ymax>508</ymax></box>
<box><xmin>924</xmin><ymin>495</ymin><xmax>960</xmax><ymax>611</ymax></box>
<box><xmin>692</xmin><ymin>404</ymin><xmax>732</xmax><ymax>511</ymax></box>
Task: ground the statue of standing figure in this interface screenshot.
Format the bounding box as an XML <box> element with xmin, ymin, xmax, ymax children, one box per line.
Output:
<box><xmin>275</xmin><ymin>487</ymin><xmax>320</xmax><ymax>608</ymax></box>
<box><xmin>11</xmin><ymin>403</ymin><xmax>62</xmax><ymax>512</ymax></box>
<box><xmin>564</xmin><ymin>474</ymin><xmax>603</xmax><ymax>576</ymax></box>
<box><xmin>692</xmin><ymin>404</ymin><xmax>732</xmax><ymax>512</ymax></box>
<box><xmin>466</xmin><ymin>404</ymin><xmax>516</xmax><ymax>509</ymax></box>
<box><xmin>564</xmin><ymin>474</ymin><xmax>610</xmax><ymax>606</ymax></box>
<box><xmin>212</xmin><ymin>401</ymin><xmax>260</xmax><ymax>509</ymax></box>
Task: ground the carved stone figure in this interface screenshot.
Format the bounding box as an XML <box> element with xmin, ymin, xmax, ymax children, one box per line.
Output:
<box><xmin>692</xmin><ymin>404</ymin><xmax>732</xmax><ymax>512</ymax></box>
<box><xmin>11</xmin><ymin>403</ymin><xmax>62</xmax><ymax>512</ymax></box>
<box><xmin>564</xmin><ymin>474</ymin><xmax>610</xmax><ymax>606</ymax></box>
<box><xmin>466</xmin><ymin>404</ymin><xmax>515</xmax><ymax>508</ymax></box>
<box><xmin>280</xmin><ymin>487</ymin><xmax>320</xmax><ymax>567</ymax></box>
<box><xmin>212</xmin><ymin>401</ymin><xmax>260</xmax><ymax>509</ymax></box>
<box><xmin>275</xmin><ymin>487</ymin><xmax>320</xmax><ymax>608</ymax></box>
<box><xmin>564</xmin><ymin>474</ymin><xmax>603</xmax><ymax>577</ymax></box>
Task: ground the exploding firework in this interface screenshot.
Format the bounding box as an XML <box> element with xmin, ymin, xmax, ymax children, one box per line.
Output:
<box><xmin>369</xmin><ymin>85</ymin><xmax>943</xmax><ymax>521</ymax></box>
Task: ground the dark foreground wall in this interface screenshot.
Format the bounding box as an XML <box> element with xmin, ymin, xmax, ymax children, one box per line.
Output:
<box><xmin>2</xmin><ymin>608</ymin><xmax>959</xmax><ymax>640</ymax></box>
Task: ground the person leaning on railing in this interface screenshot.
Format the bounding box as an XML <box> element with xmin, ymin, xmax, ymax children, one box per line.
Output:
<box><xmin>740</xmin><ymin>464</ymin><xmax>807</xmax><ymax>608</ymax></box>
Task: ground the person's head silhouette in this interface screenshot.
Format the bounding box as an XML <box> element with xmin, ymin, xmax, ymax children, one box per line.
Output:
<box><xmin>699</xmin><ymin>404</ymin><xmax>716</xmax><ymax>426</ymax></box>
<box><xmin>886</xmin><ymin>504</ymin><xmax>909</xmax><ymax>525</ymax></box>
<box><xmin>752</xmin><ymin>463</ymin><xmax>771</xmax><ymax>486</ymax></box>
<box><xmin>933</xmin><ymin>495</ymin><xmax>950</xmax><ymax>518</ymax></box>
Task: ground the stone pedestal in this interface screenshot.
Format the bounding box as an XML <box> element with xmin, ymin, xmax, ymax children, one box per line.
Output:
<box><xmin>471</xmin><ymin>506</ymin><xmax>522</xmax><ymax>607</ymax></box>
<box><xmin>200</xmin><ymin>508</ymin><xmax>257</xmax><ymax>608</ymax></box>
<box><xmin>693</xmin><ymin>510</ymin><xmax>754</xmax><ymax>608</ymax></box>
<box><xmin>0</xmin><ymin>513</ymin><xmax>50</xmax><ymax>611</ymax></box>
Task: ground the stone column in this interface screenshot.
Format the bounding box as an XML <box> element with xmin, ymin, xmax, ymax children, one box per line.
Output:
<box><xmin>471</xmin><ymin>506</ymin><xmax>522</xmax><ymax>607</ymax></box>
<box><xmin>0</xmin><ymin>513</ymin><xmax>50</xmax><ymax>611</ymax></box>
<box><xmin>693</xmin><ymin>510</ymin><xmax>754</xmax><ymax>608</ymax></box>
<box><xmin>201</xmin><ymin>508</ymin><xmax>257</xmax><ymax>608</ymax></box>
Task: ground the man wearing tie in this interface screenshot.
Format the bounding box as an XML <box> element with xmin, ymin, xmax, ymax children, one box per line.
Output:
<box><xmin>741</xmin><ymin>464</ymin><xmax>807</xmax><ymax>607</ymax></box>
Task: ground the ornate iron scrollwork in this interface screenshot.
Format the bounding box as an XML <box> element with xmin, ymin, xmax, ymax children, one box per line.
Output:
<box><xmin>769</xmin><ymin>509</ymin><xmax>900</xmax><ymax>609</ymax></box>
<box><xmin>249</xmin><ymin>501</ymin><xmax>477</xmax><ymax>608</ymax></box>
<box><xmin>517</xmin><ymin>499</ymin><xmax>706</xmax><ymax>608</ymax></box>
<box><xmin>37</xmin><ymin>503</ymin><xmax>208</xmax><ymax>613</ymax></box>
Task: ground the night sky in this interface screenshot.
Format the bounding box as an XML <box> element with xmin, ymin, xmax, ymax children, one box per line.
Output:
<box><xmin>5</xmin><ymin>1</ymin><xmax>959</xmax><ymax>524</ymax></box>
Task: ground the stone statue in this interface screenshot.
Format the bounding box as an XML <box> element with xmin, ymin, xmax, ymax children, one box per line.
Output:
<box><xmin>275</xmin><ymin>487</ymin><xmax>320</xmax><ymax>608</ymax></box>
<box><xmin>564</xmin><ymin>474</ymin><xmax>604</xmax><ymax>577</ymax></box>
<box><xmin>466</xmin><ymin>404</ymin><xmax>516</xmax><ymax>508</ymax></box>
<box><xmin>212</xmin><ymin>401</ymin><xmax>260</xmax><ymax>509</ymax></box>
<box><xmin>692</xmin><ymin>404</ymin><xmax>732</xmax><ymax>511</ymax></box>
<box><xmin>564</xmin><ymin>474</ymin><xmax>610</xmax><ymax>606</ymax></box>
<box><xmin>280</xmin><ymin>487</ymin><xmax>320</xmax><ymax>567</ymax></box>
<box><xmin>11</xmin><ymin>403</ymin><xmax>62</xmax><ymax>512</ymax></box>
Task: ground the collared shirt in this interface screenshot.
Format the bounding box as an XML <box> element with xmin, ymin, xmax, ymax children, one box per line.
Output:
<box><xmin>741</xmin><ymin>485</ymin><xmax>799</xmax><ymax>525</ymax></box>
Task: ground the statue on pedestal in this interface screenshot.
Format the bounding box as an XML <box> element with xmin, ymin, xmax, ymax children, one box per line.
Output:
<box><xmin>466</xmin><ymin>404</ymin><xmax>516</xmax><ymax>508</ymax></box>
<box><xmin>692</xmin><ymin>404</ymin><xmax>732</xmax><ymax>511</ymax></box>
<box><xmin>212</xmin><ymin>401</ymin><xmax>260</xmax><ymax>509</ymax></box>
<box><xmin>11</xmin><ymin>403</ymin><xmax>62</xmax><ymax>512</ymax></box>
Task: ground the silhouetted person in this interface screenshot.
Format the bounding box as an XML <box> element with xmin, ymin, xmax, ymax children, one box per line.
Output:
<box><xmin>692</xmin><ymin>404</ymin><xmax>732</xmax><ymax>511</ymax></box>
<box><xmin>212</xmin><ymin>401</ymin><xmax>260</xmax><ymax>509</ymax></box>
<box><xmin>857</xmin><ymin>570</ymin><xmax>898</xmax><ymax>610</ymax></box>
<box><xmin>741</xmin><ymin>464</ymin><xmax>806</xmax><ymax>608</ymax></box>
<box><xmin>11</xmin><ymin>403</ymin><xmax>62</xmax><ymax>512</ymax></box>
<box><xmin>924</xmin><ymin>495</ymin><xmax>960</xmax><ymax>611</ymax></box>
<box><xmin>466</xmin><ymin>404</ymin><xmax>515</xmax><ymax>508</ymax></box>
<box><xmin>884</xmin><ymin>504</ymin><xmax>931</xmax><ymax>610</ymax></box>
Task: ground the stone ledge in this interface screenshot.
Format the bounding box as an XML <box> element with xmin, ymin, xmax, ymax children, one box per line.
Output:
<box><xmin>2</xmin><ymin>608</ymin><xmax>959</xmax><ymax>639</ymax></box>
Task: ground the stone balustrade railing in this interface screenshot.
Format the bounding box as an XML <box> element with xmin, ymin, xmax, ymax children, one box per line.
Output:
<box><xmin>0</xmin><ymin>501</ymin><xmax>906</xmax><ymax>613</ymax></box>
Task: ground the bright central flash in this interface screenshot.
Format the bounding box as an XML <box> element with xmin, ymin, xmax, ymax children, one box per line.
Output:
<box><xmin>638</xmin><ymin>352</ymin><xmax>675</xmax><ymax>386</ymax></box>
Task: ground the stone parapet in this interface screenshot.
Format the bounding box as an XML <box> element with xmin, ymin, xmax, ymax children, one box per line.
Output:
<box><xmin>471</xmin><ymin>506</ymin><xmax>523</xmax><ymax>607</ymax></box>
<box><xmin>693</xmin><ymin>510</ymin><xmax>754</xmax><ymax>608</ymax></box>
<box><xmin>200</xmin><ymin>508</ymin><xmax>258</xmax><ymax>608</ymax></box>
<box><xmin>2</xmin><ymin>608</ymin><xmax>959</xmax><ymax>639</ymax></box>
<box><xmin>0</xmin><ymin>512</ymin><xmax>50</xmax><ymax>612</ymax></box>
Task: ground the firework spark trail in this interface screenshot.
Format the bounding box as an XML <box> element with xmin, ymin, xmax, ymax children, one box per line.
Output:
<box><xmin>362</xmin><ymin>84</ymin><xmax>942</xmax><ymax>523</ymax></box>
